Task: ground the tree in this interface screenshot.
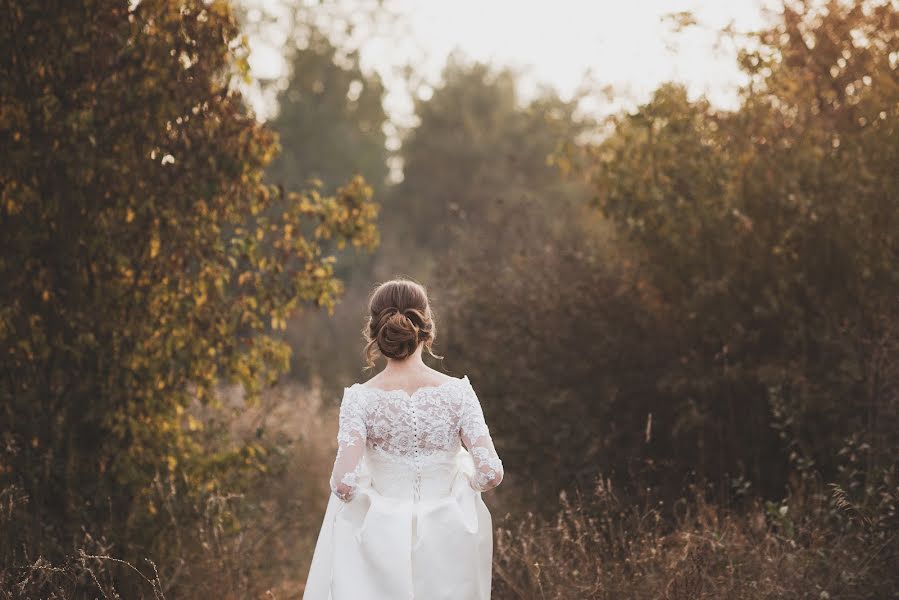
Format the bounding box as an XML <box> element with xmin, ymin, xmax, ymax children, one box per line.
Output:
<box><xmin>266</xmin><ymin>28</ymin><xmax>389</xmax><ymax>192</ymax></box>
<box><xmin>0</xmin><ymin>0</ymin><xmax>377</xmax><ymax>576</ymax></box>
<box><xmin>424</xmin><ymin>1</ymin><xmax>898</xmax><ymax>508</ymax></box>
<box><xmin>584</xmin><ymin>0</ymin><xmax>898</xmax><ymax>493</ymax></box>
<box><xmin>389</xmin><ymin>56</ymin><xmax>591</xmax><ymax>256</ymax></box>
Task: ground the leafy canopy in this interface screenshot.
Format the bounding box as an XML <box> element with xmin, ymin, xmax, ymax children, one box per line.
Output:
<box><xmin>0</xmin><ymin>0</ymin><xmax>378</xmax><ymax>562</ymax></box>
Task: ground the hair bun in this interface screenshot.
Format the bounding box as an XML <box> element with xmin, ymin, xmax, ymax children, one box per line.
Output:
<box><xmin>362</xmin><ymin>279</ymin><xmax>442</xmax><ymax>367</ymax></box>
<box><xmin>376</xmin><ymin>307</ymin><xmax>420</xmax><ymax>360</ymax></box>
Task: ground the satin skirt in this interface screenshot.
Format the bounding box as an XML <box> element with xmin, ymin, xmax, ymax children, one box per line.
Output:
<box><xmin>303</xmin><ymin>447</ymin><xmax>493</xmax><ymax>600</ymax></box>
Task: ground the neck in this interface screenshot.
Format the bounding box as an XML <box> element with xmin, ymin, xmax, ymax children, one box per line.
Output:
<box><xmin>384</xmin><ymin>345</ymin><xmax>425</xmax><ymax>371</ymax></box>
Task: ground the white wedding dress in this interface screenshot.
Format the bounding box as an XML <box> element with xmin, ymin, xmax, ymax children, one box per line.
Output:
<box><xmin>303</xmin><ymin>375</ymin><xmax>503</xmax><ymax>600</ymax></box>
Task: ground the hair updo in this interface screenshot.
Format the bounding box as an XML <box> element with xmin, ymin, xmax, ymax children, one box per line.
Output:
<box><xmin>362</xmin><ymin>278</ymin><xmax>443</xmax><ymax>369</ymax></box>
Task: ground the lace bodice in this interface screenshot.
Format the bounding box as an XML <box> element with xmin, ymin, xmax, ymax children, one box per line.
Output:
<box><xmin>329</xmin><ymin>375</ymin><xmax>504</xmax><ymax>501</ymax></box>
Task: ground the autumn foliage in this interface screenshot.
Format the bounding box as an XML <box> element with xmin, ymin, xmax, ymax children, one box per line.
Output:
<box><xmin>0</xmin><ymin>0</ymin><xmax>377</xmax><ymax>589</ymax></box>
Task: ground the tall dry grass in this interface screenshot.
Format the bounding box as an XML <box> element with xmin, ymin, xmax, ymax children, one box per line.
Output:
<box><xmin>492</xmin><ymin>467</ymin><xmax>897</xmax><ymax>600</ymax></box>
<box><xmin>3</xmin><ymin>380</ymin><xmax>895</xmax><ymax>598</ymax></box>
<box><xmin>0</xmin><ymin>379</ymin><xmax>339</xmax><ymax>599</ymax></box>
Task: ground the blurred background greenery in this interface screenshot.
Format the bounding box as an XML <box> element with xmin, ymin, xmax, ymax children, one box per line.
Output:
<box><xmin>1</xmin><ymin>0</ymin><xmax>896</xmax><ymax>598</ymax></box>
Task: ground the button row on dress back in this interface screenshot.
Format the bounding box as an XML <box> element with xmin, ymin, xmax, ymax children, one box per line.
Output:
<box><xmin>411</xmin><ymin>394</ymin><xmax>421</xmax><ymax>502</ymax></box>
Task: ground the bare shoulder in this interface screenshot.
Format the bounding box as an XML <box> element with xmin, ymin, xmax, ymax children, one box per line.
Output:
<box><xmin>358</xmin><ymin>367</ymin><xmax>465</xmax><ymax>392</ymax></box>
<box><xmin>428</xmin><ymin>368</ymin><xmax>465</xmax><ymax>386</ymax></box>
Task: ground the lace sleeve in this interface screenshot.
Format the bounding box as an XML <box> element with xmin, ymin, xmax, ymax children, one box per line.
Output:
<box><xmin>329</xmin><ymin>386</ymin><xmax>366</xmax><ymax>502</ymax></box>
<box><xmin>459</xmin><ymin>379</ymin><xmax>504</xmax><ymax>492</ymax></box>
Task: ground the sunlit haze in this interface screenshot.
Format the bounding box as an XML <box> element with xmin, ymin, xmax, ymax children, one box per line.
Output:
<box><xmin>247</xmin><ymin>0</ymin><xmax>779</xmax><ymax>126</ymax></box>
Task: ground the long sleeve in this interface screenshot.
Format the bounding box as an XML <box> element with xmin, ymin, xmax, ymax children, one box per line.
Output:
<box><xmin>459</xmin><ymin>380</ymin><xmax>504</xmax><ymax>492</ymax></box>
<box><xmin>329</xmin><ymin>387</ymin><xmax>367</xmax><ymax>502</ymax></box>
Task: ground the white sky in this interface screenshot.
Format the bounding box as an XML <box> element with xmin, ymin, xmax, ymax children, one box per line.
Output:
<box><xmin>247</xmin><ymin>0</ymin><xmax>780</xmax><ymax>128</ymax></box>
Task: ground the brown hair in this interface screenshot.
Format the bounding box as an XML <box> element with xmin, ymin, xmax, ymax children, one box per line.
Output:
<box><xmin>362</xmin><ymin>278</ymin><xmax>443</xmax><ymax>369</ymax></box>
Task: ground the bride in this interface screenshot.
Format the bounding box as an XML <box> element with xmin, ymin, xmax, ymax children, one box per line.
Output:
<box><xmin>303</xmin><ymin>278</ymin><xmax>504</xmax><ymax>599</ymax></box>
